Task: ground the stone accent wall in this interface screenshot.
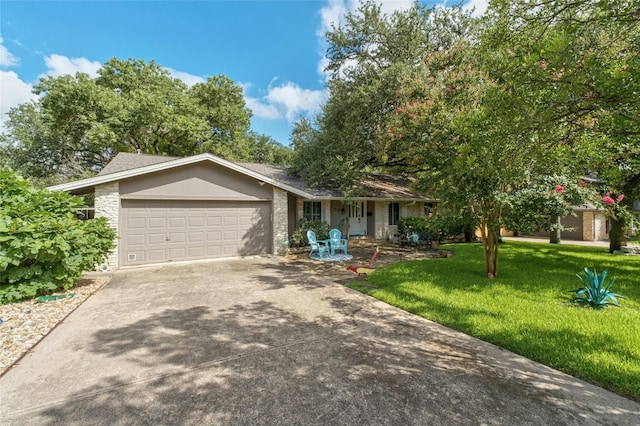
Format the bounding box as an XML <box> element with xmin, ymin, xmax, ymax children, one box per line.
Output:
<box><xmin>322</xmin><ymin>200</ymin><xmax>331</xmax><ymax>225</ymax></box>
<box><xmin>94</xmin><ymin>182</ymin><xmax>120</xmax><ymax>268</ymax></box>
<box><xmin>272</xmin><ymin>187</ymin><xmax>289</xmax><ymax>255</ymax></box>
<box><xmin>582</xmin><ymin>211</ymin><xmax>595</xmax><ymax>241</ymax></box>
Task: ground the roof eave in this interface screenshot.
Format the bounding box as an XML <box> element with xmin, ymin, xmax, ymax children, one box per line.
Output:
<box><xmin>48</xmin><ymin>153</ymin><xmax>315</xmax><ymax>198</ymax></box>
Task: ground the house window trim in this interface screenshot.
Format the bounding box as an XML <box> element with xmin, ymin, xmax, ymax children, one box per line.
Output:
<box><xmin>303</xmin><ymin>201</ymin><xmax>322</xmax><ymax>222</ymax></box>
<box><xmin>389</xmin><ymin>202</ymin><xmax>400</xmax><ymax>226</ymax></box>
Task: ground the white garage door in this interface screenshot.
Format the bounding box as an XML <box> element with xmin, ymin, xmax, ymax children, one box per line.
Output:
<box><xmin>121</xmin><ymin>200</ymin><xmax>271</xmax><ymax>266</ymax></box>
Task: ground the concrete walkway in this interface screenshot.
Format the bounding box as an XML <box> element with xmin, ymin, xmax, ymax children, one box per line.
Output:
<box><xmin>1</xmin><ymin>257</ymin><xmax>639</xmax><ymax>425</ymax></box>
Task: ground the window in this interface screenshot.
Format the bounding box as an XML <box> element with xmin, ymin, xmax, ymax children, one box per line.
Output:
<box><xmin>388</xmin><ymin>202</ymin><xmax>400</xmax><ymax>225</ymax></box>
<box><xmin>303</xmin><ymin>201</ymin><xmax>322</xmax><ymax>221</ymax></box>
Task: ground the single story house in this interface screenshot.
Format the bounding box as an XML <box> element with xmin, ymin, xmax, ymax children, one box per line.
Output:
<box><xmin>49</xmin><ymin>152</ymin><xmax>436</xmax><ymax>268</ymax></box>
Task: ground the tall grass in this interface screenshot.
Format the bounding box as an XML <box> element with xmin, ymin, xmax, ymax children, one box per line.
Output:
<box><xmin>353</xmin><ymin>241</ymin><xmax>640</xmax><ymax>402</ymax></box>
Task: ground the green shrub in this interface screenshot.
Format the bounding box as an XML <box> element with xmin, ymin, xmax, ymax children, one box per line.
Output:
<box><xmin>569</xmin><ymin>267</ymin><xmax>624</xmax><ymax>310</ymax></box>
<box><xmin>291</xmin><ymin>218</ymin><xmax>330</xmax><ymax>246</ymax></box>
<box><xmin>0</xmin><ymin>170</ymin><xmax>116</xmax><ymax>304</ymax></box>
<box><xmin>396</xmin><ymin>216</ymin><xmax>432</xmax><ymax>235</ymax></box>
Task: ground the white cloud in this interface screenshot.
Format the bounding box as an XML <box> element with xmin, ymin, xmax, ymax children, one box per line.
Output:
<box><xmin>42</xmin><ymin>54</ymin><xmax>101</xmax><ymax>78</ymax></box>
<box><xmin>166</xmin><ymin>68</ymin><xmax>206</xmax><ymax>86</ymax></box>
<box><xmin>243</xmin><ymin>80</ymin><xmax>327</xmax><ymax>123</ymax></box>
<box><xmin>245</xmin><ymin>96</ymin><xmax>282</xmax><ymax>120</ymax></box>
<box><xmin>0</xmin><ymin>39</ymin><xmax>35</xmax><ymax>128</ymax></box>
<box><xmin>266</xmin><ymin>81</ymin><xmax>326</xmax><ymax>122</ymax></box>
<box><xmin>0</xmin><ymin>70</ymin><xmax>37</xmax><ymax>127</ymax></box>
<box><xmin>0</xmin><ymin>37</ymin><xmax>19</xmax><ymax>67</ymax></box>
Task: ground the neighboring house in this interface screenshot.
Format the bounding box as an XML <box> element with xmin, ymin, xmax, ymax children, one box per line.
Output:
<box><xmin>524</xmin><ymin>203</ymin><xmax>609</xmax><ymax>241</ymax></box>
<box><xmin>49</xmin><ymin>152</ymin><xmax>435</xmax><ymax>268</ymax></box>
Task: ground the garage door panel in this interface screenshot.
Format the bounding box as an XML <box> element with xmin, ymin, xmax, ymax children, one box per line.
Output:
<box><xmin>149</xmin><ymin>217</ymin><xmax>167</xmax><ymax>228</ymax></box>
<box><xmin>207</xmin><ymin>231</ymin><xmax>222</xmax><ymax>242</ymax></box>
<box><xmin>189</xmin><ymin>232</ymin><xmax>205</xmax><ymax>242</ymax></box>
<box><xmin>148</xmin><ymin>234</ymin><xmax>166</xmax><ymax>245</ymax></box>
<box><xmin>127</xmin><ymin>234</ymin><xmax>146</xmax><ymax>245</ymax></box>
<box><xmin>207</xmin><ymin>246</ymin><xmax>222</xmax><ymax>256</ymax></box>
<box><xmin>169</xmin><ymin>217</ymin><xmax>186</xmax><ymax>227</ymax></box>
<box><xmin>127</xmin><ymin>218</ymin><xmax>146</xmax><ymax>229</ymax></box>
<box><xmin>168</xmin><ymin>232</ymin><xmax>186</xmax><ymax>243</ymax></box>
<box><xmin>189</xmin><ymin>216</ymin><xmax>205</xmax><ymax>227</ymax></box>
<box><xmin>188</xmin><ymin>246</ymin><xmax>205</xmax><ymax>257</ymax></box>
<box><xmin>224</xmin><ymin>216</ymin><xmax>238</xmax><ymax>226</ymax></box>
<box><xmin>148</xmin><ymin>249</ymin><xmax>167</xmax><ymax>261</ymax></box>
<box><xmin>206</xmin><ymin>216</ymin><xmax>222</xmax><ymax>226</ymax></box>
<box><xmin>121</xmin><ymin>200</ymin><xmax>270</xmax><ymax>266</ymax></box>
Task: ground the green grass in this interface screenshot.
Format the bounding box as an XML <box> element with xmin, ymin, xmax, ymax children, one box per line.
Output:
<box><xmin>350</xmin><ymin>241</ymin><xmax>640</xmax><ymax>402</ymax></box>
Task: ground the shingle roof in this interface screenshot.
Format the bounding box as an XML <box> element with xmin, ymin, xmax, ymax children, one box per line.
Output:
<box><xmin>92</xmin><ymin>152</ymin><xmax>431</xmax><ymax>200</ymax></box>
<box><xmin>98</xmin><ymin>152</ymin><xmax>177</xmax><ymax>176</ymax></box>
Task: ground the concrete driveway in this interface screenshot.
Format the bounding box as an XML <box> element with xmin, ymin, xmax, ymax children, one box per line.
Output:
<box><xmin>1</xmin><ymin>256</ymin><xmax>639</xmax><ymax>425</ymax></box>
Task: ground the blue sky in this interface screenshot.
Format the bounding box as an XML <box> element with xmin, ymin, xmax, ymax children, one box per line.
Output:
<box><xmin>0</xmin><ymin>0</ymin><xmax>486</xmax><ymax>146</ymax></box>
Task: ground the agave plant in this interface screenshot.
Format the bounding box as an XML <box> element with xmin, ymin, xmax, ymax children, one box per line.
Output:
<box><xmin>569</xmin><ymin>268</ymin><xmax>624</xmax><ymax>310</ymax></box>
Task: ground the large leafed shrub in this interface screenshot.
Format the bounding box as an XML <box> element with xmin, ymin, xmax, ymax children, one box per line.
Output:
<box><xmin>0</xmin><ymin>170</ymin><xmax>116</xmax><ymax>303</ymax></box>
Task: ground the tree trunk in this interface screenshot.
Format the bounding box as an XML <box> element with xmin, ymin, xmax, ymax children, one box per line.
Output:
<box><xmin>549</xmin><ymin>216</ymin><xmax>561</xmax><ymax>244</ymax></box>
<box><xmin>483</xmin><ymin>229</ymin><xmax>499</xmax><ymax>279</ymax></box>
<box><xmin>464</xmin><ymin>224</ymin><xmax>475</xmax><ymax>242</ymax></box>
<box><xmin>609</xmin><ymin>219</ymin><xmax>626</xmax><ymax>254</ymax></box>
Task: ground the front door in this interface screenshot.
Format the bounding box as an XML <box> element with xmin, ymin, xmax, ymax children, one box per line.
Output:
<box><xmin>348</xmin><ymin>202</ymin><xmax>366</xmax><ymax>236</ymax></box>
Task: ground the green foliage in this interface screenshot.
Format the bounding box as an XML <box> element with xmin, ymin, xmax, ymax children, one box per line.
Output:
<box><xmin>290</xmin><ymin>218</ymin><xmax>330</xmax><ymax>246</ymax></box>
<box><xmin>0</xmin><ymin>170</ymin><xmax>116</xmax><ymax>304</ymax></box>
<box><xmin>570</xmin><ymin>268</ymin><xmax>624</xmax><ymax>310</ymax></box>
<box><xmin>291</xmin><ymin>3</ymin><xmax>474</xmax><ymax>191</ymax></box>
<box><xmin>396</xmin><ymin>216</ymin><xmax>431</xmax><ymax>235</ymax></box>
<box><xmin>352</xmin><ymin>241</ymin><xmax>640</xmax><ymax>402</ymax></box>
<box><xmin>502</xmin><ymin>176</ymin><xmax>597</xmax><ymax>235</ymax></box>
<box><xmin>0</xmin><ymin>58</ymin><xmax>287</xmax><ymax>185</ymax></box>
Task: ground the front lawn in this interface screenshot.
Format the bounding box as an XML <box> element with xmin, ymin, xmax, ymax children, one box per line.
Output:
<box><xmin>349</xmin><ymin>241</ymin><xmax>640</xmax><ymax>402</ymax></box>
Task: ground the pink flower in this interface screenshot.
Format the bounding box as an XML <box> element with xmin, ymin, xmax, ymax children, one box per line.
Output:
<box><xmin>540</xmin><ymin>61</ymin><xmax>548</xmax><ymax>71</ymax></box>
<box><xmin>554</xmin><ymin>185</ymin><xmax>564</xmax><ymax>193</ymax></box>
<box><xmin>602</xmin><ymin>195</ymin><xmax>615</xmax><ymax>205</ymax></box>
<box><xmin>617</xmin><ymin>194</ymin><xmax>625</xmax><ymax>202</ymax></box>
<box><xmin>396</xmin><ymin>133</ymin><xmax>403</xmax><ymax>139</ymax></box>
<box><xmin>396</xmin><ymin>107</ymin><xmax>404</xmax><ymax>113</ymax></box>
<box><xmin>408</xmin><ymin>113</ymin><xmax>415</xmax><ymax>119</ymax></box>
<box><xmin>577</xmin><ymin>180</ymin><xmax>586</xmax><ymax>187</ymax></box>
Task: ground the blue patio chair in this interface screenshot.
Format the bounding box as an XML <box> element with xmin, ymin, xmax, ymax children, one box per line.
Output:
<box><xmin>307</xmin><ymin>230</ymin><xmax>330</xmax><ymax>259</ymax></box>
<box><xmin>328</xmin><ymin>228</ymin><xmax>348</xmax><ymax>256</ymax></box>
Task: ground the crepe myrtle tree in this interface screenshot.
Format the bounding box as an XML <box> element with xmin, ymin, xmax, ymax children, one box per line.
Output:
<box><xmin>384</xmin><ymin>51</ymin><xmax>588</xmax><ymax>278</ymax></box>
<box><xmin>502</xmin><ymin>176</ymin><xmax>597</xmax><ymax>243</ymax></box>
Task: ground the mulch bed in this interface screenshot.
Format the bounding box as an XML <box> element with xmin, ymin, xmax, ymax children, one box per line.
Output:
<box><xmin>0</xmin><ymin>275</ymin><xmax>110</xmax><ymax>377</ymax></box>
<box><xmin>287</xmin><ymin>239</ymin><xmax>449</xmax><ymax>285</ymax></box>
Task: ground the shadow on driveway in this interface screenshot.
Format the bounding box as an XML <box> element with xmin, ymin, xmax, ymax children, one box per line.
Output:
<box><xmin>1</xmin><ymin>256</ymin><xmax>638</xmax><ymax>425</ymax></box>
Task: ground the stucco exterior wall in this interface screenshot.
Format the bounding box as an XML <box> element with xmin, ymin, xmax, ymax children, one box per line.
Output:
<box><xmin>94</xmin><ymin>182</ymin><xmax>120</xmax><ymax>269</ymax></box>
<box><xmin>273</xmin><ymin>187</ymin><xmax>289</xmax><ymax>255</ymax></box>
